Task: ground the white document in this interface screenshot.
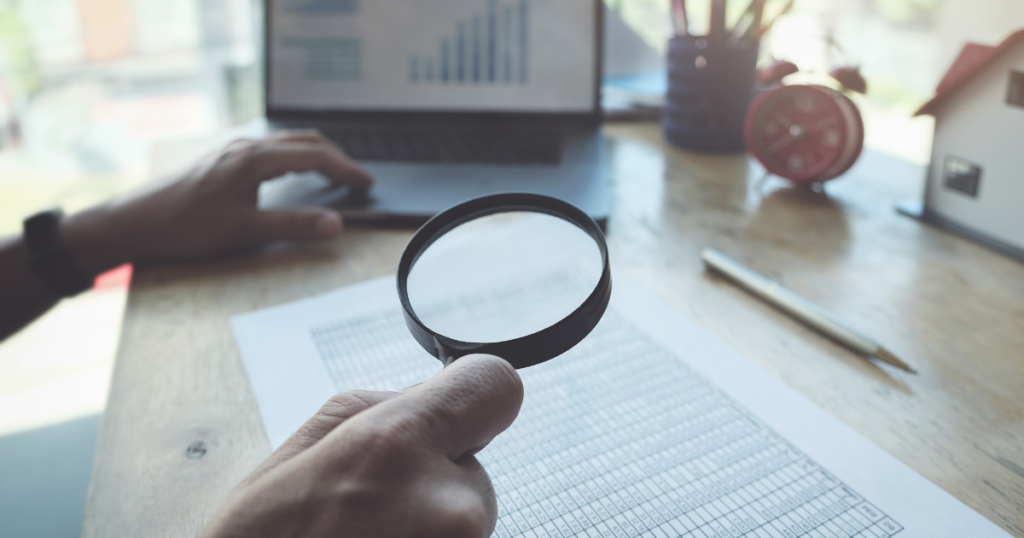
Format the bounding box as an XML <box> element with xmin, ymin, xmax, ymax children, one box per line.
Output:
<box><xmin>233</xmin><ymin>273</ymin><xmax>1010</xmax><ymax>538</ymax></box>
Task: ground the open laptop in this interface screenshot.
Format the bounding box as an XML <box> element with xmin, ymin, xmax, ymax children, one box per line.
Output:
<box><xmin>261</xmin><ymin>0</ymin><xmax>609</xmax><ymax>226</ymax></box>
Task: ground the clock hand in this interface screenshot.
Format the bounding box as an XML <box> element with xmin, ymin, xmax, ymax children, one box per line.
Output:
<box><xmin>774</xmin><ymin>114</ymin><xmax>794</xmax><ymax>128</ymax></box>
<box><xmin>766</xmin><ymin>133</ymin><xmax>797</xmax><ymax>153</ymax></box>
<box><xmin>765</xmin><ymin>121</ymin><xmax>810</xmax><ymax>153</ymax></box>
<box><xmin>806</xmin><ymin>117</ymin><xmax>838</xmax><ymax>133</ymax></box>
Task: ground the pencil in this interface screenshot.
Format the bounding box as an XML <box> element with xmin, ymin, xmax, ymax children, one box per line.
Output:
<box><xmin>728</xmin><ymin>0</ymin><xmax>762</xmax><ymax>44</ymax></box>
<box><xmin>755</xmin><ymin>0</ymin><xmax>794</xmax><ymax>40</ymax></box>
<box><xmin>709</xmin><ymin>0</ymin><xmax>727</xmax><ymax>42</ymax></box>
<box><xmin>750</xmin><ymin>0</ymin><xmax>765</xmax><ymax>38</ymax></box>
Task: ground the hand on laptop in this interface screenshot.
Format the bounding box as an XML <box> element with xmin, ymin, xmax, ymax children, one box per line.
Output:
<box><xmin>62</xmin><ymin>129</ymin><xmax>373</xmax><ymax>276</ymax></box>
<box><xmin>200</xmin><ymin>354</ymin><xmax>524</xmax><ymax>538</ymax></box>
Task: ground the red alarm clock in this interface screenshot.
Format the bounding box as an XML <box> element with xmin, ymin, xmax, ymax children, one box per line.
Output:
<box><xmin>745</xmin><ymin>62</ymin><xmax>866</xmax><ymax>184</ymax></box>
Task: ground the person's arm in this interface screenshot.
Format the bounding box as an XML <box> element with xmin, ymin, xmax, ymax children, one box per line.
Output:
<box><xmin>0</xmin><ymin>235</ymin><xmax>63</xmax><ymax>340</ymax></box>
<box><xmin>200</xmin><ymin>354</ymin><xmax>524</xmax><ymax>538</ymax></box>
<box><xmin>0</xmin><ymin>130</ymin><xmax>372</xmax><ymax>341</ymax></box>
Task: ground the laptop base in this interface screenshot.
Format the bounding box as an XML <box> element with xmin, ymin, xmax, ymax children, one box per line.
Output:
<box><xmin>259</xmin><ymin>121</ymin><xmax>611</xmax><ymax>228</ymax></box>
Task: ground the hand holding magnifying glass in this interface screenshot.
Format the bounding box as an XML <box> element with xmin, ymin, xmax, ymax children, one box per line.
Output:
<box><xmin>200</xmin><ymin>194</ymin><xmax>606</xmax><ymax>538</ymax></box>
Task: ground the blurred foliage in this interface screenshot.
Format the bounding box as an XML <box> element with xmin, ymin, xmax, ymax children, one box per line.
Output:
<box><xmin>864</xmin><ymin>76</ymin><xmax>929</xmax><ymax>109</ymax></box>
<box><xmin>0</xmin><ymin>0</ymin><xmax>39</xmax><ymax>99</ymax></box>
<box><xmin>872</xmin><ymin>0</ymin><xmax>942</xmax><ymax>25</ymax></box>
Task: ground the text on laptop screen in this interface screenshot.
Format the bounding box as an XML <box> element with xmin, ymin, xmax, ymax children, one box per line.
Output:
<box><xmin>269</xmin><ymin>0</ymin><xmax>597</xmax><ymax>113</ymax></box>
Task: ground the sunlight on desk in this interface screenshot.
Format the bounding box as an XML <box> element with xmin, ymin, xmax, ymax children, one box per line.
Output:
<box><xmin>0</xmin><ymin>279</ymin><xmax>127</xmax><ymax>436</ymax></box>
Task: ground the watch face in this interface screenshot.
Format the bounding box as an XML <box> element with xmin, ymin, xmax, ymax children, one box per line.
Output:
<box><xmin>745</xmin><ymin>85</ymin><xmax>864</xmax><ymax>183</ymax></box>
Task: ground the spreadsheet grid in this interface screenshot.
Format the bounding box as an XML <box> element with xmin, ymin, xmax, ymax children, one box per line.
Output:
<box><xmin>310</xmin><ymin>306</ymin><xmax>904</xmax><ymax>538</ymax></box>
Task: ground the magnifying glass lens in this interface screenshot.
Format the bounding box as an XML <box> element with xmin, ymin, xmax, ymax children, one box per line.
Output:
<box><xmin>398</xmin><ymin>193</ymin><xmax>611</xmax><ymax>369</ymax></box>
<box><xmin>407</xmin><ymin>211</ymin><xmax>603</xmax><ymax>344</ymax></box>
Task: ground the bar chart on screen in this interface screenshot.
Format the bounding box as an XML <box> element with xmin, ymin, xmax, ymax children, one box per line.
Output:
<box><xmin>270</xmin><ymin>0</ymin><xmax>593</xmax><ymax>110</ymax></box>
<box><xmin>410</xmin><ymin>0</ymin><xmax>530</xmax><ymax>85</ymax></box>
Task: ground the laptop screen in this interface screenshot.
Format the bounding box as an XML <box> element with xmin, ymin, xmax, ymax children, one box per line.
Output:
<box><xmin>267</xmin><ymin>0</ymin><xmax>598</xmax><ymax>114</ymax></box>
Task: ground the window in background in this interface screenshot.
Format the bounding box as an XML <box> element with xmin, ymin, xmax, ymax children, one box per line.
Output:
<box><xmin>0</xmin><ymin>0</ymin><xmax>263</xmax><ymax>236</ymax></box>
<box><xmin>0</xmin><ymin>0</ymin><xmax>263</xmax><ymax>437</ymax></box>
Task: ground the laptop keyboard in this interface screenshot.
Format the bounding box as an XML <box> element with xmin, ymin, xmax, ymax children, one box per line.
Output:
<box><xmin>325</xmin><ymin>131</ymin><xmax>562</xmax><ymax>165</ymax></box>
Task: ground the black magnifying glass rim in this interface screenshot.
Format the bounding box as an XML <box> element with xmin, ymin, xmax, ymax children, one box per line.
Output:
<box><xmin>397</xmin><ymin>192</ymin><xmax>612</xmax><ymax>370</ymax></box>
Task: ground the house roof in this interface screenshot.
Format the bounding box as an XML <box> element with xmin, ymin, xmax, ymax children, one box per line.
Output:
<box><xmin>915</xmin><ymin>30</ymin><xmax>1024</xmax><ymax>116</ymax></box>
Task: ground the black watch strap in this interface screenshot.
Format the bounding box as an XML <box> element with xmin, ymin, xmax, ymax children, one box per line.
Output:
<box><xmin>24</xmin><ymin>209</ymin><xmax>93</xmax><ymax>297</ymax></box>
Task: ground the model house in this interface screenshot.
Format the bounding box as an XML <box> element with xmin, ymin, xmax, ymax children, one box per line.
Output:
<box><xmin>915</xmin><ymin>30</ymin><xmax>1024</xmax><ymax>258</ymax></box>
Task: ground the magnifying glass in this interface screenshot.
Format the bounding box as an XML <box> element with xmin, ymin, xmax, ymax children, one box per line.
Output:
<box><xmin>398</xmin><ymin>193</ymin><xmax>611</xmax><ymax>369</ymax></box>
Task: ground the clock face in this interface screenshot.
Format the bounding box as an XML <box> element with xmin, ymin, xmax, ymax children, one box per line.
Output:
<box><xmin>744</xmin><ymin>85</ymin><xmax>864</xmax><ymax>183</ymax></box>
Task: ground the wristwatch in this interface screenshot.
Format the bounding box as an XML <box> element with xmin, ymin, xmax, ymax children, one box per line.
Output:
<box><xmin>23</xmin><ymin>209</ymin><xmax>93</xmax><ymax>297</ymax></box>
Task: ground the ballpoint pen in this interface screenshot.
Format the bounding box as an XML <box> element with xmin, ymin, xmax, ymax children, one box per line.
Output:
<box><xmin>671</xmin><ymin>0</ymin><xmax>689</xmax><ymax>36</ymax></box>
<box><xmin>702</xmin><ymin>248</ymin><xmax>916</xmax><ymax>373</ymax></box>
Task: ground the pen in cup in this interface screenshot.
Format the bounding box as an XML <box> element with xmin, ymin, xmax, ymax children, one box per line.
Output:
<box><xmin>671</xmin><ymin>0</ymin><xmax>689</xmax><ymax>36</ymax></box>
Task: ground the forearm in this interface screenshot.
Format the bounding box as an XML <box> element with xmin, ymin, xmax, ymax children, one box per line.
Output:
<box><xmin>1</xmin><ymin>130</ymin><xmax>372</xmax><ymax>342</ymax></box>
<box><xmin>0</xmin><ymin>235</ymin><xmax>61</xmax><ymax>341</ymax></box>
<box><xmin>0</xmin><ymin>204</ymin><xmax>130</xmax><ymax>342</ymax></box>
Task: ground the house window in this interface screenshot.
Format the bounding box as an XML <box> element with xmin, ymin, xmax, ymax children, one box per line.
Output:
<box><xmin>943</xmin><ymin>155</ymin><xmax>982</xmax><ymax>198</ymax></box>
<box><xmin>1007</xmin><ymin>71</ymin><xmax>1024</xmax><ymax>108</ymax></box>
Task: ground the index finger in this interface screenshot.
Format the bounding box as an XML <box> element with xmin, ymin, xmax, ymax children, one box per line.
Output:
<box><xmin>241</xmin><ymin>390</ymin><xmax>399</xmax><ymax>486</ymax></box>
<box><xmin>243</xmin><ymin>140</ymin><xmax>374</xmax><ymax>190</ymax></box>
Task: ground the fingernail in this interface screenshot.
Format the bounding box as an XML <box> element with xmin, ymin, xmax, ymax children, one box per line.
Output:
<box><xmin>316</xmin><ymin>214</ymin><xmax>342</xmax><ymax>237</ymax></box>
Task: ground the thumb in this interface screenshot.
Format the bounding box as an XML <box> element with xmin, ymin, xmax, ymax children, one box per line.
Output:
<box><xmin>368</xmin><ymin>354</ymin><xmax>524</xmax><ymax>462</ymax></box>
<box><xmin>248</xmin><ymin>208</ymin><xmax>343</xmax><ymax>243</ymax></box>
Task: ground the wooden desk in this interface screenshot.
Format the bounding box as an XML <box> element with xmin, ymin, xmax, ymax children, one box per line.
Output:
<box><xmin>82</xmin><ymin>124</ymin><xmax>1024</xmax><ymax>537</ymax></box>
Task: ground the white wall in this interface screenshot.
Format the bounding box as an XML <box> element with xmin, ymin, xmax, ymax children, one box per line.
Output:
<box><xmin>936</xmin><ymin>0</ymin><xmax>1024</xmax><ymax>71</ymax></box>
<box><xmin>926</xmin><ymin>44</ymin><xmax>1024</xmax><ymax>250</ymax></box>
<box><xmin>132</xmin><ymin>0</ymin><xmax>201</xmax><ymax>55</ymax></box>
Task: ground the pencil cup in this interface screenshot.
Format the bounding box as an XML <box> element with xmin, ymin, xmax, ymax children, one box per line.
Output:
<box><xmin>663</xmin><ymin>36</ymin><xmax>759</xmax><ymax>152</ymax></box>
